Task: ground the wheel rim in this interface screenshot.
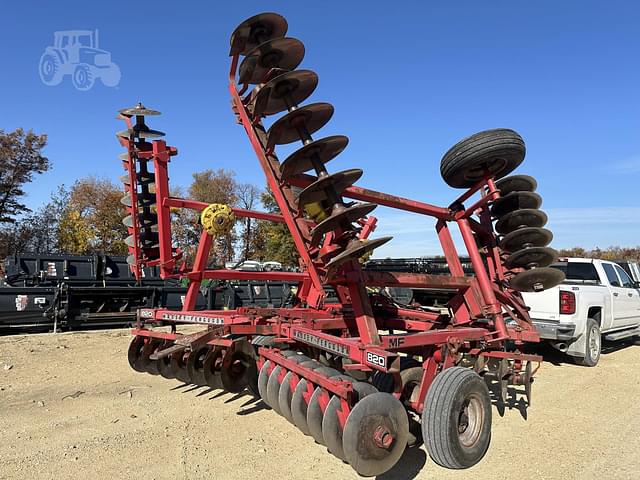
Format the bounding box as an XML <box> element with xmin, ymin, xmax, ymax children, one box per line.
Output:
<box><xmin>458</xmin><ymin>393</ymin><xmax>484</xmax><ymax>448</ymax></box>
<box><xmin>589</xmin><ymin>326</ymin><xmax>601</xmax><ymax>359</ymax></box>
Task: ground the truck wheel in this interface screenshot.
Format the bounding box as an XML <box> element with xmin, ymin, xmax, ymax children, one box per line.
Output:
<box><xmin>422</xmin><ymin>367</ymin><xmax>492</xmax><ymax>469</ymax></box>
<box><xmin>577</xmin><ymin>318</ymin><xmax>601</xmax><ymax>367</ymax></box>
<box><xmin>440</xmin><ymin>129</ymin><xmax>525</xmax><ymax>188</ymax></box>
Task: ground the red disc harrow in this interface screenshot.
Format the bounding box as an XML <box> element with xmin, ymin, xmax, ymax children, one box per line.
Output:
<box><xmin>120</xmin><ymin>12</ymin><xmax>564</xmax><ymax>476</ymax></box>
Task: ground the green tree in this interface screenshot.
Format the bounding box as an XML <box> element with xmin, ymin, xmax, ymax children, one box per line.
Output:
<box><xmin>0</xmin><ymin>128</ymin><xmax>49</xmax><ymax>223</ymax></box>
<box><xmin>260</xmin><ymin>188</ymin><xmax>298</xmax><ymax>267</ymax></box>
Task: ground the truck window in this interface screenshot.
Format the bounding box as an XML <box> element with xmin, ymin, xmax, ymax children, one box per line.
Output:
<box><xmin>602</xmin><ymin>263</ymin><xmax>620</xmax><ymax>287</ymax></box>
<box><xmin>550</xmin><ymin>262</ymin><xmax>599</xmax><ymax>283</ymax></box>
<box><xmin>614</xmin><ymin>265</ymin><xmax>634</xmax><ymax>288</ymax></box>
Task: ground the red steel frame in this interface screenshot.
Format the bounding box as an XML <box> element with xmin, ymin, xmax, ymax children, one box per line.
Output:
<box><xmin>123</xmin><ymin>49</ymin><xmax>542</xmax><ymax>417</ymax></box>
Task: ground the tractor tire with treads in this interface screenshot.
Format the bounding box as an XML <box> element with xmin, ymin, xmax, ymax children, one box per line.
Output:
<box><xmin>440</xmin><ymin>129</ymin><xmax>525</xmax><ymax>188</ymax></box>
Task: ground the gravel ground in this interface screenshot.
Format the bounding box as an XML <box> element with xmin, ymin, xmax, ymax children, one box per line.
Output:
<box><xmin>0</xmin><ymin>329</ymin><xmax>639</xmax><ymax>480</ymax></box>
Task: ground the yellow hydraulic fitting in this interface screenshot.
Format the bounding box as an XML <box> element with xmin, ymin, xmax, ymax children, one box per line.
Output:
<box><xmin>200</xmin><ymin>203</ymin><xmax>235</xmax><ymax>236</ymax></box>
<box><xmin>303</xmin><ymin>202</ymin><xmax>327</xmax><ymax>222</ymax></box>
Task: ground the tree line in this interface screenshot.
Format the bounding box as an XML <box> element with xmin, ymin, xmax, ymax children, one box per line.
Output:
<box><xmin>0</xmin><ymin>128</ymin><xmax>297</xmax><ymax>267</ymax></box>
<box><xmin>2</xmin><ymin>127</ymin><xmax>639</xmax><ymax>267</ymax></box>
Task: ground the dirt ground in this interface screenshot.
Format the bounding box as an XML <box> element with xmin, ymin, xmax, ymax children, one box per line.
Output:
<box><xmin>0</xmin><ymin>329</ymin><xmax>639</xmax><ymax>480</ymax></box>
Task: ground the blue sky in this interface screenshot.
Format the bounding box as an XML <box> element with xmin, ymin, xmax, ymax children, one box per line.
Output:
<box><xmin>1</xmin><ymin>1</ymin><xmax>639</xmax><ymax>257</ymax></box>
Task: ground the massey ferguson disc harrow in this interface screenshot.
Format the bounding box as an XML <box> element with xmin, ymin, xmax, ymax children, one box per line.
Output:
<box><xmin>121</xmin><ymin>12</ymin><xmax>565</xmax><ymax>476</ymax></box>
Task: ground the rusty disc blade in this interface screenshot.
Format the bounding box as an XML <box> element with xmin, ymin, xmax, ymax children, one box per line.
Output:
<box><xmin>504</xmin><ymin>246</ymin><xmax>558</xmax><ymax>269</ymax></box>
<box><xmin>323</xmin><ymin>380</ymin><xmax>378</xmax><ymax>461</ymax></box>
<box><xmin>268</xmin><ymin>102</ymin><xmax>335</xmax><ymax>146</ymax></box>
<box><xmin>239</xmin><ymin>37</ymin><xmax>305</xmax><ymax>84</ymax></box>
<box><xmin>186</xmin><ymin>345</ymin><xmax>211</xmax><ymax>386</ymax></box>
<box><xmin>230</xmin><ymin>12</ymin><xmax>288</xmax><ymax>56</ymax></box>
<box><xmin>491</xmin><ymin>191</ymin><xmax>542</xmax><ymax>218</ymax></box>
<box><xmin>127</xmin><ymin>336</ymin><xmax>146</xmax><ymax>372</ymax></box>
<box><xmin>311</xmin><ymin>203</ymin><xmax>377</xmax><ymax>245</ymax></box>
<box><xmin>342</xmin><ymin>393</ymin><xmax>409</xmax><ymax>477</ymax></box>
<box><xmin>298</xmin><ymin>169</ymin><xmax>363</xmax><ymax>206</ymax></box>
<box><xmin>253</xmin><ymin>70</ymin><xmax>319</xmax><ymax>116</ymax></box>
<box><xmin>325</xmin><ymin>237</ymin><xmax>393</xmax><ymax>271</ymax></box>
<box><xmin>170</xmin><ymin>350</ymin><xmax>192</xmax><ymax>384</ymax></box>
<box><xmin>510</xmin><ymin>267</ymin><xmax>565</xmax><ymax>292</ymax></box>
<box><xmin>494</xmin><ymin>208</ymin><xmax>547</xmax><ymax>235</ymax></box>
<box><xmin>500</xmin><ymin>227</ymin><xmax>553</xmax><ymax>252</ymax></box>
<box><xmin>280</xmin><ymin>135</ymin><xmax>349</xmax><ymax>179</ymax></box>
<box><xmin>203</xmin><ymin>347</ymin><xmax>225</xmax><ymax>390</ymax></box>
<box><xmin>495</xmin><ymin>174</ymin><xmax>537</xmax><ymax>195</ymax></box>
<box><xmin>119</xmin><ymin>103</ymin><xmax>161</xmax><ymax>117</ymax></box>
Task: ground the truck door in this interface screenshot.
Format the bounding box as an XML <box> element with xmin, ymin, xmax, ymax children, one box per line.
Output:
<box><xmin>613</xmin><ymin>264</ymin><xmax>640</xmax><ymax>326</ymax></box>
<box><xmin>601</xmin><ymin>263</ymin><xmax>634</xmax><ymax>328</ymax></box>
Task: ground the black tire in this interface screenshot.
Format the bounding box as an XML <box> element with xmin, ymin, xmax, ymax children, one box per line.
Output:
<box><xmin>423</xmin><ymin>367</ymin><xmax>492</xmax><ymax>469</ymax></box>
<box><xmin>440</xmin><ymin>129</ymin><xmax>525</xmax><ymax>188</ymax></box>
<box><xmin>576</xmin><ymin>318</ymin><xmax>601</xmax><ymax>367</ymax></box>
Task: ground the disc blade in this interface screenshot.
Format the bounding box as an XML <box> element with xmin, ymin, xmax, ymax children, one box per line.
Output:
<box><xmin>495</xmin><ymin>174</ymin><xmax>537</xmax><ymax>195</ymax></box>
<box><xmin>323</xmin><ymin>381</ymin><xmax>378</xmax><ymax>461</ymax></box>
<box><xmin>342</xmin><ymin>393</ymin><xmax>409</xmax><ymax>477</ymax></box>
<box><xmin>266</xmin><ymin>365</ymin><xmax>284</xmax><ymax>414</ymax></box>
<box><xmin>280</xmin><ymin>135</ymin><xmax>349</xmax><ymax>180</ymax></box>
<box><xmin>290</xmin><ymin>360</ymin><xmax>322</xmax><ymax>434</ymax></box>
<box><xmin>491</xmin><ymin>191</ymin><xmax>542</xmax><ymax>218</ymax></box>
<box><xmin>494</xmin><ymin>208</ymin><xmax>548</xmax><ymax>235</ymax></box>
<box><xmin>119</xmin><ymin>103</ymin><xmax>161</xmax><ymax>117</ymax></box>
<box><xmin>306</xmin><ymin>367</ymin><xmax>342</xmax><ymax>445</ymax></box>
<box><xmin>500</xmin><ymin>227</ymin><xmax>553</xmax><ymax>252</ymax></box>
<box><xmin>257</xmin><ymin>360</ymin><xmax>272</xmax><ymax>404</ymax></box>
<box><xmin>310</xmin><ymin>202</ymin><xmax>377</xmax><ymax>245</ymax></box>
<box><xmin>125</xmin><ymin>235</ymin><xmax>136</xmax><ymax>247</ymax></box>
<box><xmin>253</xmin><ymin>70</ymin><xmax>318</xmax><ymax>116</ymax></box>
<box><xmin>510</xmin><ymin>267</ymin><xmax>565</xmax><ymax>292</ymax></box>
<box><xmin>278</xmin><ymin>355</ymin><xmax>311</xmax><ymax>423</ymax></box>
<box><xmin>186</xmin><ymin>346</ymin><xmax>211</xmax><ymax>386</ymax></box>
<box><xmin>267</xmin><ymin>102</ymin><xmax>333</xmax><ymax>145</ymax></box>
<box><xmin>326</xmin><ymin>237</ymin><xmax>393</xmax><ymax>271</ymax></box>
<box><xmin>230</xmin><ymin>13</ymin><xmax>288</xmax><ymax>56</ymax></box>
<box><xmin>203</xmin><ymin>347</ymin><xmax>225</xmax><ymax>390</ymax></box>
<box><xmin>239</xmin><ymin>37</ymin><xmax>305</xmax><ymax>84</ymax></box>
<box><xmin>170</xmin><ymin>350</ymin><xmax>192</xmax><ymax>384</ymax></box>
<box><xmin>117</xmin><ymin>126</ymin><xmax>165</xmax><ymax>139</ymax></box>
<box><xmin>221</xmin><ymin>348</ymin><xmax>253</xmax><ymax>393</ymax></box>
<box><xmin>298</xmin><ymin>169</ymin><xmax>363</xmax><ymax>206</ymax></box>
<box><xmin>126</xmin><ymin>254</ymin><xmax>137</xmax><ymax>265</ymax></box>
<box><xmin>504</xmin><ymin>246</ymin><xmax>558</xmax><ymax>269</ymax></box>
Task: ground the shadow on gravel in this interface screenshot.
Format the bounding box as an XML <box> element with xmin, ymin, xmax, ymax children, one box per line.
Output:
<box><xmin>377</xmin><ymin>446</ymin><xmax>427</xmax><ymax>480</ymax></box>
<box><xmin>486</xmin><ymin>380</ymin><xmax>529</xmax><ymax>420</ymax></box>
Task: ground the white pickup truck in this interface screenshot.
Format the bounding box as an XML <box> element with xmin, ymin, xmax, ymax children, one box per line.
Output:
<box><xmin>522</xmin><ymin>257</ymin><xmax>640</xmax><ymax>366</ymax></box>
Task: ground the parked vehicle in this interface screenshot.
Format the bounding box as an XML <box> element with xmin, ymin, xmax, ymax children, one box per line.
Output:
<box><xmin>615</xmin><ymin>260</ymin><xmax>640</xmax><ymax>283</ymax></box>
<box><xmin>522</xmin><ymin>257</ymin><xmax>640</xmax><ymax>366</ymax></box>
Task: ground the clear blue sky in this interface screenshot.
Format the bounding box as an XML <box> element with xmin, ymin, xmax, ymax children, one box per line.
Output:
<box><xmin>1</xmin><ymin>1</ymin><xmax>639</xmax><ymax>257</ymax></box>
